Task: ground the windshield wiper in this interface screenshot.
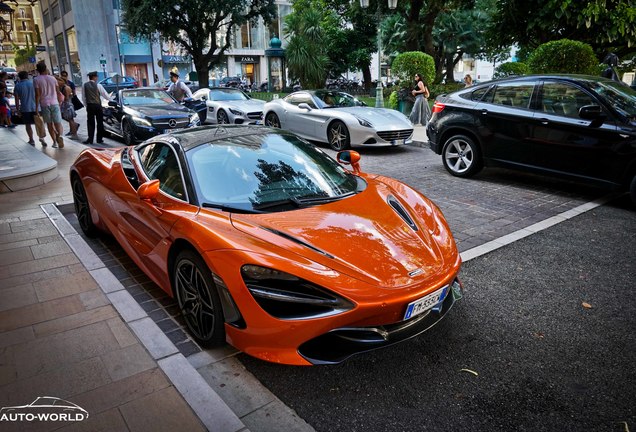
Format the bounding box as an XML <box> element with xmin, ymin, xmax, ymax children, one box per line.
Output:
<box><xmin>201</xmin><ymin>202</ymin><xmax>258</xmax><ymax>214</ymax></box>
<box><xmin>252</xmin><ymin>192</ymin><xmax>356</xmax><ymax>211</ymax></box>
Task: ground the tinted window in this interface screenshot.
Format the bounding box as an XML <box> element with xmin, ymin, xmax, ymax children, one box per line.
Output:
<box><xmin>541</xmin><ymin>82</ymin><xmax>596</xmax><ymax>118</ymax></box>
<box><xmin>460</xmin><ymin>86</ymin><xmax>490</xmax><ymax>101</ymax></box>
<box><xmin>288</xmin><ymin>93</ymin><xmax>316</xmax><ymax>108</ymax></box>
<box><xmin>490</xmin><ymin>83</ymin><xmax>535</xmax><ymax>109</ymax></box>
<box><xmin>186</xmin><ymin>133</ymin><xmax>362</xmax><ymax>212</ymax></box>
<box><xmin>588</xmin><ymin>80</ymin><xmax>636</xmax><ymax>118</ymax></box>
<box><xmin>138</xmin><ymin>143</ymin><xmax>186</xmax><ymax>200</ymax></box>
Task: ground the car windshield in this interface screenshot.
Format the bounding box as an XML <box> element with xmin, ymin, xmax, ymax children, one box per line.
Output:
<box><xmin>209</xmin><ymin>89</ymin><xmax>249</xmax><ymax>101</ymax></box>
<box><xmin>589</xmin><ymin>80</ymin><xmax>636</xmax><ymax>119</ymax></box>
<box><xmin>122</xmin><ymin>89</ymin><xmax>175</xmax><ymax>106</ymax></box>
<box><xmin>315</xmin><ymin>91</ymin><xmax>364</xmax><ymax>108</ymax></box>
<box><xmin>187</xmin><ymin>132</ymin><xmax>363</xmax><ymax>212</ymax></box>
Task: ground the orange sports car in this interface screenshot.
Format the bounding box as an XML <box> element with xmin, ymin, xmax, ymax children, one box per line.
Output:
<box><xmin>70</xmin><ymin>125</ymin><xmax>463</xmax><ymax>365</ymax></box>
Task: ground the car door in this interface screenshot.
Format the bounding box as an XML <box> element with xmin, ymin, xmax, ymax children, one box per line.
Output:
<box><xmin>103</xmin><ymin>91</ymin><xmax>125</xmax><ymax>136</ymax></box>
<box><xmin>474</xmin><ymin>81</ymin><xmax>537</xmax><ymax>166</ymax></box>
<box><xmin>282</xmin><ymin>93</ymin><xmax>318</xmax><ymax>138</ymax></box>
<box><xmin>109</xmin><ymin>142</ymin><xmax>190</xmax><ymax>283</ymax></box>
<box><xmin>530</xmin><ymin>80</ymin><xmax>624</xmax><ymax>183</ymax></box>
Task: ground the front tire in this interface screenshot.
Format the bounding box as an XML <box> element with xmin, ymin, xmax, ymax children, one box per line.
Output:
<box><xmin>442</xmin><ymin>134</ymin><xmax>483</xmax><ymax>177</ymax></box>
<box><xmin>217</xmin><ymin>109</ymin><xmax>229</xmax><ymax>124</ymax></box>
<box><xmin>265</xmin><ymin>112</ymin><xmax>280</xmax><ymax>128</ymax></box>
<box><xmin>72</xmin><ymin>175</ymin><xmax>98</xmax><ymax>237</ymax></box>
<box><xmin>123</xmin><ymin>121</ymin><xmax>136</xmax><ymax>146</ymax></box>
<box><xmin>328</xmin><ymin>120</ymin><xmax>351</xmax><ymax>151</ymax></box>
<box><xmin>174</xmin><ymin>249</ymin><xmax>225</xmax><ymax>347</ymax></box>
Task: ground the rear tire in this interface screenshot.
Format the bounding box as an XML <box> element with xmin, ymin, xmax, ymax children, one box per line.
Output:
<box><xmin>441</xmin><ymin>134</ymin><xmax>483</xmax><ymax>177</ymax></box>
<box><xmin>173</xmin><ymin>249</ymin><xmax>225</xmax><ymax>347</ymax></box>
<box><xmin>72</xmin><ymin>175</ymin><xmax>98</xmax><ymax>237</ymax></box>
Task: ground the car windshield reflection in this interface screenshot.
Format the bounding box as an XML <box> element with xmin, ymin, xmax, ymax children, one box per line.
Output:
<box><xmin>590</xmin><ymin>80</ymin><xmax>636</xmax><ymax>118</ymax></box>
<box><xmin>209</xmin><ymin>89</ymin><xmax>249</xmax><ymax>101</ymax></box>
<box><xmin>187</xmin><ymin>133</ymin><xmax>363</xmax><ymax>212</ymax></box>
<box><xmin>122</xmin><ymin>90</ymin><xmax>175</xmax><ymax>106</ymax></box>
<box><xmin>315</xmin><ymin>91</ymin><xmax>364</xmax><ymax>108</ymax></box>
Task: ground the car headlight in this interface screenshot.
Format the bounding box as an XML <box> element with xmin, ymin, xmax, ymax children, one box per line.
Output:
<box><xmin>189</xmin><ymin>113</ymin><xmax>200</xmax><ymax>125</ymax></box>
<box><xmin>354</xmin><ymin>115</ymin><xmax>373</xmax><ymax>127</ymax></box>
<box><xmin>241</xmin><ymin>265</ymin><xmax>354</xmax><ymax>320</ymax></box>
<box><xmin>131</xmin><ymin>116</ymin><xmax>151</xmax><ymax>127</ymax></box>
<box><xmin>229</xmin><ymin>108</ymin><xmax>244</xmax><ymax>116</ymax></box>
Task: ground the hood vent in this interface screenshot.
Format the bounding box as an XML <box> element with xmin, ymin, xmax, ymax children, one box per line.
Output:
<box><xmin>261</xmin><ymin>226</ymin><xmax>335</xmax><ymax>259</ymax></box>
<box><xmin>387</xmin><ymin>195</ymin><xmax>418</xmax><ymax>232</ymax></box>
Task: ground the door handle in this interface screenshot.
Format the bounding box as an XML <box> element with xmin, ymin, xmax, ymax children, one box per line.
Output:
<box><xmin>480</xmin><ymin>109</ymin><xmax>488</xmax><ymax>115</ymax></box>
<box><xmin>538</xmin><ymin>118</ymin><xmax>549</xmax><ymax>125</ymax></box>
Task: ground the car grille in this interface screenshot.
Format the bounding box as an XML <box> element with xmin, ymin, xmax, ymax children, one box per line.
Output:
<box><xmin>247</xmin><ymin>111</ymin><xmax>263</xmax><ymax>120</ymax></box>
<box><xmin>377</xmin><ymin>129</ymin><xmax>413</xmax><ymax>141</ymax></box>
<box><xmin>153</xmin><ymin>118</ymin><xmax>190</xmax><ymax>129</ymax></box>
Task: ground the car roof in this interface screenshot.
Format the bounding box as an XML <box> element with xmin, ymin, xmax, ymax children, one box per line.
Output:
<box><xmin>469</xmin><ymin>74</ymin><xmax>618</xmax><ymax>88</ymax></box>
<box><xmin>165</xmin><ymin>125</ymin><xmax>284</xmax><ymax>151</ymax></box>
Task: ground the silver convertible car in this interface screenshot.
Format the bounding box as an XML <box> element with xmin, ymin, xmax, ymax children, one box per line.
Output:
<box><xmin>192</xmin><ymin>87</ymin><xmax>265</xmax><ymax>125</ymax></box>
<box><xmin>263</xmin><ymin>90</ymin><xmax>414</xmax><ymax>150</ymax></box>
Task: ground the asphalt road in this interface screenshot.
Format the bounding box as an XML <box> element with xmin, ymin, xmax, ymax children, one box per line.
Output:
<box><xmin>239</xmin><ymin>195</ymin><xmax>636</xmax><ymax>432</ymax></box>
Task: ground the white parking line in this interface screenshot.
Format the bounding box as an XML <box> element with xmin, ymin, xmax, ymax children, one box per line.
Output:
<box><xmin>460</xmin><ymin>193</ymin><xmax>622</xmax><ymax>262</ymax></box>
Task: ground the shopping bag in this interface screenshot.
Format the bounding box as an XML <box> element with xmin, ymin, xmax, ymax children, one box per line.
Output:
<box><xmin>71</xmin><ymin>94</ymin><xmax>84</xmax><ymax>111</ymax></box>
<box><xmin>34</xmin><ymin>114</ymin><xmax>46</xmax><ymax>138</ymax></box>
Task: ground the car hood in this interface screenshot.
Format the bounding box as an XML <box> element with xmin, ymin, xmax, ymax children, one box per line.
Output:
<box><xmin>220</xmin><ymin>99</ymin><xmax>266</xmax><ymax>111</ymax></box>
<box><xmin>331</xmin><ymin>107</ymin><xmax>411</xmax><ymax>128</ymax></box>
<box><xmin>126</xmin><ymin>103</ymin><xmax>193</xmax><ymax>118</ymax></box>
<box><xmin>230</xmin><ymin>179</ymin><xmax>455</xmax><ymax>288</ymax></box>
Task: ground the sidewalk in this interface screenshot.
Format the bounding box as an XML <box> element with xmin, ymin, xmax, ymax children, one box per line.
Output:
<box><xmin>0</xmin><ymin>128</ymin><xmax>234</xmax><ymax>432</ymax></box>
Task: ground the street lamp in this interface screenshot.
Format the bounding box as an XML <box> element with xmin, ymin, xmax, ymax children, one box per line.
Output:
<box><xmin>360</xmin><ymin>0</ymin><xmax>397</xmax><ymax>108</ymax></box>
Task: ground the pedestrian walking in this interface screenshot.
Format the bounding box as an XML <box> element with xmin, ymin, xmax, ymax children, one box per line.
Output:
<box><xmin>13</xmin><ymin>71</ymin><xmax>37</xmax><ymax>145</ymax></box>
<box><xmin>33</xmin><ymin>62</ymin><xmax>64</xmax><ymax>148</ymax></box>
<box><xmin>81</xmin><ymin>71</ymin><xmax>110</xmax><ymax>144</ymax></box>
<box><xmin>0</xmin><ymin>71</ymin><xmax>15</xmax><ymax>129</ymax></box>
<box><xmin>167</xmin><ymin>71</ymin><xmax>192</xmax><ymax>102</ymax></box>
<box><xmin>409</xmin><ymin>73</ymin><xmax>431</xmax><ymax>127</ymax></box>
<box><xmin>56</xmin><ymin>76</ymin><xmax>79</xmax><ymax>137</ymax></box>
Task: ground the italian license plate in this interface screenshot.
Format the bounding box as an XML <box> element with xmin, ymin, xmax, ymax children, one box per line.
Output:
<box><xmin>404</xmin><ymin>285</ymin><xmax>448</xmax><ymax>320</ymax></box>
<box><xmin>390</xmin><ymin>139</ymin><xmax>406</xmax><ymax>145</ymax></box>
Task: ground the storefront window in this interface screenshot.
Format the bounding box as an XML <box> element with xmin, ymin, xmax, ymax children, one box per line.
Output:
<box><xmin>66</xmin><ymin>27</ymin><xmax>81</xmax><ymax>85</ymax></box>
<box><xmin>54</xmin><ymin>33</ymin><xmax>67</xmax><ymax>75</ymax></box>
<box><xmin>47</xmin><ymin>38</ymin><xmax>58</xmax><ymax>74</ymax></box>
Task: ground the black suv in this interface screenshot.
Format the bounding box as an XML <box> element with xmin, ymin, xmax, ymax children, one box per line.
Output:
<box><xmin>427</xmin><ymin>75</ymin><xmax>636</xmax><ymax>204</ymax></box>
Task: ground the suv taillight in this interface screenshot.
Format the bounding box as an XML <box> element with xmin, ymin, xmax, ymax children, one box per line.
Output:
<box><xmin>432</xmin><ymin>102</ymin><xmax>445</xmax><ymax>114</ymax></box>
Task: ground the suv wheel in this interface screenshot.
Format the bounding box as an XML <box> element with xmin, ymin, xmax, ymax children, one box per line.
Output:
<box><xmin>442</xmin><ymin>134</ymin><xmax>483</xmax><ymax>177</ymax></box>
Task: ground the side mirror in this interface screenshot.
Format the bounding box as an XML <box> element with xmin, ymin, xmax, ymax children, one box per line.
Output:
<box><xmin>336</xmin><ymin>150</ymin><xmax>362</xmax><ymax>174</ymax></box>
<box><xmin>137</xmin><ymin>179</ymin><xmax>160</xmax><ymax>201</ymax></box>
<box><xmin>298</xmin><ymin>103</ymin><xmax>312</xmax><ymax>111</ymax></box>
<box><xmin>578</xmin><ymin>105</ymin><xmax>604</xmax><ymax>120</ymax></box>
<box><xmin>201</xmin><ymin>95</ymin><xmax>207</xmax><ymax>101</ymax></box>
<box><xmin>108</xmin><ymin>100</ymin><xmax>118</xmax><ymax>107</ymax></box>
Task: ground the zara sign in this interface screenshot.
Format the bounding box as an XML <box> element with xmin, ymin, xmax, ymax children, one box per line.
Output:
<box><xmin>237</xmin><ymin>56</ymin><xmax>257</xmax><ymax>63</ymax></box>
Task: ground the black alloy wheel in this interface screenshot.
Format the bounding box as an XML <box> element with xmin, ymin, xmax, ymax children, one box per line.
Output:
<box><xmin>72</xmin><ymin>175</ymin><xmax>98</xmax><ymax>237</ymax></box>
<box><xmin>174</xmin><ymin>250</ymin><xmax>225</xmax><ymax>347</ymax></box>
<box><xmin>123</xmin><ymin>121</ymin><xmax>136</xmax><ymax>146</ymax></box>
<box><xmin>328</xmin><ymin>120</ymin><xmax>351</xmax><ymax>151</ymax></box>
<box><xmin>265</xmin><ymin>112</ymin><xmax>281</xmax><ymax>128</ymax></box>
<box><xmin>441</xmin><ymin>134</ymin><xmax>483</xmax><ymax>177</ymax></box>
<box><xmin>217</xmin><ymin>109</ymin><xmax>229</xmax><ymax>124</ymax></box>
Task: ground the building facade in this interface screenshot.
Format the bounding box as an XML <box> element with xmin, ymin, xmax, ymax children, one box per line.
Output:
<box><xmin>0</xmin><ymin>0</ymin><xmax>44</xmax><ymax>69</ymax></box>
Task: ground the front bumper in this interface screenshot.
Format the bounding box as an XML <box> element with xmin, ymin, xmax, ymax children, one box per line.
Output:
<box><xmin>298</xmin><ymin>278</ymin><xmax>463</xmax><ymax>364</ymax></box>
<box><xmin>350</xmin><ymin>127</ymin><xmax>414</xmax><ymax>146</ymax></box>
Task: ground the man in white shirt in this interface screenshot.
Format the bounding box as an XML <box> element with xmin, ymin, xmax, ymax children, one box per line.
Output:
<box><xmin>167</xmin><ymin>71</ymin><xmax>192</xmax><ymax>102</ymax></box>
<box><xmin>81</xmin><ymin>71</ymin><xmax>111</xmax><ymax>144</ymax></box>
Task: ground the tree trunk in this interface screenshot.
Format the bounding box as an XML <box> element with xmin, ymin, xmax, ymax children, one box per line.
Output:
<box><xmin>193</xmin><ymin>56</ymin><xmax>210</xmax><ymax>89</ymax></box>
<box><xmin>362</xmin><ymin>65</ymin><xmax>372</xmax><ymax>90</ymax></box>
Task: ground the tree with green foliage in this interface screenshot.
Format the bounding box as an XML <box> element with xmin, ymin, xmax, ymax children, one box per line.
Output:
<box><xmin>527</xmin><ymin>39</ymin><xmax>599</xmax><ymax>75</ymax></box>
<box><xmin>391</xmin><ymin>51</ymin><xmax>435</xmax><ymax>87</ymax></box>
<box><xmin>121</xmin><ymin>0</ymin><xmax>275</xmax><ymax>88</ymax></box>
<box><xmin>488</xmin><ymin>0</ymin><xmax>636</xmax><ymax>58</ymax></box>
<box><xmin>492</xmin><ymin>62</ymin><xmax>529</xmax><ymax>79</ymax></box>
<box><xmin>284</xmin><ymin>6</ymin><xmax>330</xmax><ymax>89</ymax></box>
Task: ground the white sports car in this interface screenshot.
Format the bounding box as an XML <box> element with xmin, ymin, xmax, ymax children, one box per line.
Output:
<box><xmin>192</xmin><ymin>87</ymin><xmax>265</xmax><ymax>125</ymax></box>
<box><xmin>263</xmin><ymin>90</ymin><xmax>414</xmax><ymax>150</ymax></box>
